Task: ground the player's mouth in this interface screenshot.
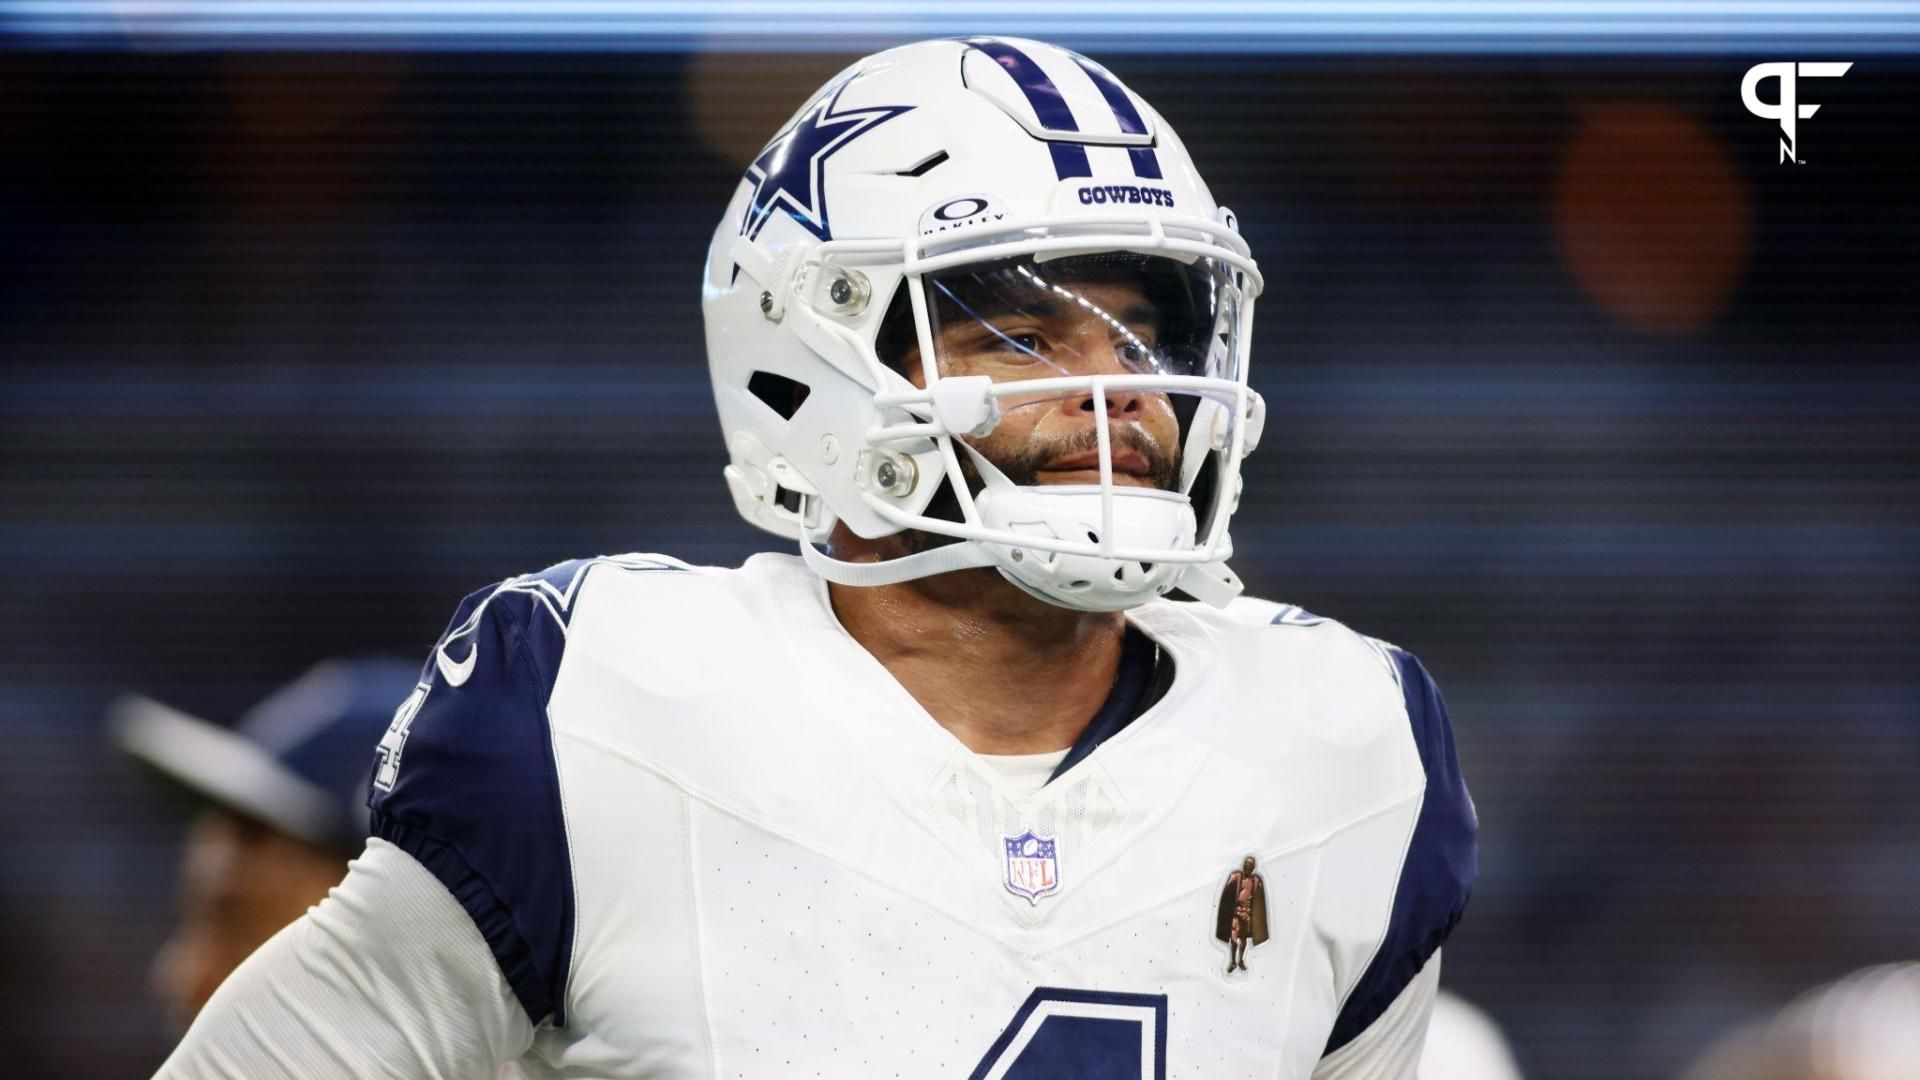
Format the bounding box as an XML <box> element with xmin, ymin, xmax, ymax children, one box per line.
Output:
<box><xmin>1036</xmin><ymin>448</ymin><xmax>1155</xmax><ymax>486</ymax></box>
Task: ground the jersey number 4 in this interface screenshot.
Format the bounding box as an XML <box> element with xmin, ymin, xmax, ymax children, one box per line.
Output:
<box><xmin>371</xmin><ymin>685</ymin><xmax>429</xmax><ymax>793</ymax></box>
<box><xmin>968</xmin><ymin>988</ymin><xmax>1167</xmax><ymax>1079</ymax></box>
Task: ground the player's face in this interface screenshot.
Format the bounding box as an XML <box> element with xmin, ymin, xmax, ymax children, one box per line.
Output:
<box><xmin>906</xmin><ymin>275</ymin><xmax>1183</xmax><ymax>491</ymax></box>
<box><xmin>149</xmin><ymin>810</ymin><xmax>346</xmax><ymax>1032</ymax></box>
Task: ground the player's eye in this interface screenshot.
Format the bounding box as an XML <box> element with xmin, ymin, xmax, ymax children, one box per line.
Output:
<box><xmin>984</xmin><ymin>327</ymin><xmax>1048</xmax><ymax>361</ymax></box>
<box><xmin>1116</xmin><ymin>340</ymin><xmax>1156</xmax><ymax>370</ymax></box>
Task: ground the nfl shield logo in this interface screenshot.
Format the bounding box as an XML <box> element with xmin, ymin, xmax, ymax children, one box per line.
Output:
<box><xmin>1002</xmin><ymin>830</ymin><xmax>1060</xmax><ymax>904</ymax></box>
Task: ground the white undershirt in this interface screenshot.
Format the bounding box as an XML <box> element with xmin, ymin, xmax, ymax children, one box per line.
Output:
<box><xmin>977</xmin><ymin>748</ymin><xmax>1071</xmax><ymax>798</ymax></box>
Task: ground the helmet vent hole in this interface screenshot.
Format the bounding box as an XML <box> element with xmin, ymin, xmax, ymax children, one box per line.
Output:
<box><xmin>748</xmin><ymin>371</ymin><xmax>811</xmax><ymax>422</ymax></box>
<box><xmin>895</xmin><ymin>150</ymin><xmax>949</xmax><ymax>177</ymax></box>
<box><xmin>1085</xmin><ymin>530</ymin><xmax>1100</xmax><ymax>544</ymax></box>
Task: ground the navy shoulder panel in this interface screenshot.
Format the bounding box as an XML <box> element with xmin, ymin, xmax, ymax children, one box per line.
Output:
<box><xmin>1323</xmin><ymin>647</ymin><xmax>1478</xmax><ymax>1055</ymax></box>
<box><xmin>367</xmin><ymin>557</ymin><xmax>606</xmax><ymax>1026</ymax></box>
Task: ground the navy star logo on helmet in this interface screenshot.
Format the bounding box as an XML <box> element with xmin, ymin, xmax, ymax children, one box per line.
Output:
<box><xmin>739</xmin><ymin>77</ymin><xmax>912</xmax><ymax>244</ymax></box>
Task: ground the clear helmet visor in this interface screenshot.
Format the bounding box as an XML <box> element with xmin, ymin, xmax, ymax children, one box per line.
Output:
<box><xmin>912</xmin><ymin>252</ymin><xmax>1251</xmax><ymax>548</ymax></box>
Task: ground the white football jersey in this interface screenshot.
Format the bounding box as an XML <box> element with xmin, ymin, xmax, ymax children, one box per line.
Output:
<box><xmin>366</xmin><ymin>553</ymin><xmax>1476</xmax><ymax>1079</ymax></box>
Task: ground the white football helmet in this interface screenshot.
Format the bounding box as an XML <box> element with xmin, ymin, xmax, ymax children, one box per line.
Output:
<box><xmin>702</xmin><ymin>37</ymin><xmax>1265</xmax><ymax>612</ymax></box>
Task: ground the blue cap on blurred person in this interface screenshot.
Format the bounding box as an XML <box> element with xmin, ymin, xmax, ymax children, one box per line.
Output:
<box><xmin>109</xmin><ymin>658</ymin><xmax>421</xmax><ymax>853</ymax></box>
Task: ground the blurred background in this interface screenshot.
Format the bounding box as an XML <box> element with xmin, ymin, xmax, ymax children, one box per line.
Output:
<box><xmin>2</xmin><ymin>3</ymin><xmax>1917</xmax><ymax>1078</ymax></box>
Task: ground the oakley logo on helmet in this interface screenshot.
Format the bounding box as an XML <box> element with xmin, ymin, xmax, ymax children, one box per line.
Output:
<box><xmin>919</xmin><ymin>194</ymin><xmax>1008</xmax><ymax>236</ymax></box>
<box><xmin>933</xmin><ymin>197</ymin><xmax>989</xmax><ymax>220</ymax></box>
<box><xmin>1077</xmin><ymin>184</ymin><xmax>1176</xmax><ymax>208</ymax></box>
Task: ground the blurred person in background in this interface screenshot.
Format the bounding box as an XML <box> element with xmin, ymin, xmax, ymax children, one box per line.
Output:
<box><xmin>1677</xmin><ymin>964</ymin><xmax>1920</xmax><ymax>1080</ymax></box>
<box><xmin>109</xmin><ymin>657</ymin><xmax>419</xmax><ymax>1032</ymax></box>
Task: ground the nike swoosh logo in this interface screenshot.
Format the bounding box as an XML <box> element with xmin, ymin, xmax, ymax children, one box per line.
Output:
<box><xmin>435</xmin><ymin>642</ymin><xmax>478</xmax><ymax>687</ymax></box>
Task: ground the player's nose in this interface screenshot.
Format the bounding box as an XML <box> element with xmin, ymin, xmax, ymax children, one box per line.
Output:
<box><xmin>1061</xmin><ymin>338</ymin><xmax>1149</xmax><ymax>416</ymax></box>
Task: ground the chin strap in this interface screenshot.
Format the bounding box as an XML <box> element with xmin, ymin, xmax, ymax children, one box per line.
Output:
<box><xmin>1175</xmin><ymin>561</ymin><xmax>1246</xmax><ymax>607</ymax></box>
<box><xmin>799</xmin><ymin>533</ymin><xmax>999</xmax><ymax>587</ymax></box>
<box><xmin>804</xmin><ymin>534</ymin><xmax>1247</xmax><ymax>609</ymax></box>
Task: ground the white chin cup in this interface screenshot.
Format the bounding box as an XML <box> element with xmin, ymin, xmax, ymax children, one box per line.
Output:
<box><xmin>973</xmin><ymin>484</ymin><xmax>1197</xmax><ymax>612</ymax></box>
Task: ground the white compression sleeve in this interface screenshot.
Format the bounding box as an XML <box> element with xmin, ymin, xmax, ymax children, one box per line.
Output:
<box><xmin>154</xmin><ymin>837</ymin><xmax>535</xmax><ymax>1080</ymax></box>
<box><xmin>1311</xmin><ymin>951</ymin><xmax>1444</xmax><ymax>1080</ymax></box>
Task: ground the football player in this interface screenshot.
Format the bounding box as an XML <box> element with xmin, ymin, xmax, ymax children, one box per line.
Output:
<box><xmin>156</xmin><ymin>37</ymin><xmax>1475</xmax><ymax>1079</ymax></box>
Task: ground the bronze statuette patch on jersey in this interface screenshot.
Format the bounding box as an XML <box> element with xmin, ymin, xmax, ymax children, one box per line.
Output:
<box><xmin>1215</xmin><ymin>854</ymin><xmax>1269</xmax><ymax>973</ymax></box>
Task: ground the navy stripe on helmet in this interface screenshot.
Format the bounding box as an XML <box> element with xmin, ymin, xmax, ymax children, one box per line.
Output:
<box><xmin>1072</xmin><ymin>57</ymin><xmax>1163</xmax><ymax>180</ymax></box>
<box><xmin>967</xmin><ymin>37</ymin><xmax>1092</xmax><ymax>179</ymax></box>
<box><xmin>1125</xmin><ymin>147</ymin><xmax>1162</xmax><ymax>180</ymax></box>
<box><xmin>1047</xmin><ymin>143</ymin><xmax>1093</xmax><ymax>179</ymax></box>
